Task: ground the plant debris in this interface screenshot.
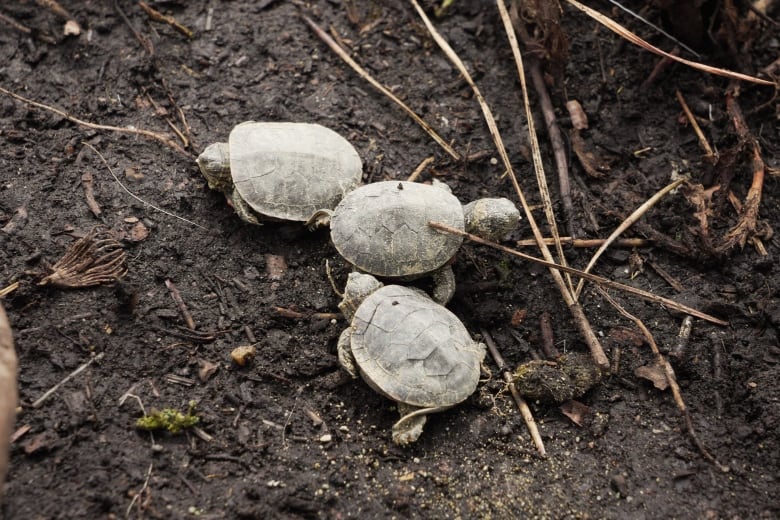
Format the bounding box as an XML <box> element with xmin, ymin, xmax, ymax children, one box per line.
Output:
<box><xmin>38</xmin><ymin>227</ymin><xmax>127</xmax><ymax>288</ymax></box>
<box><xmin>136</xmin><ymin>401</ymin><xmax>200</xmax><ymax>434</ymax></box>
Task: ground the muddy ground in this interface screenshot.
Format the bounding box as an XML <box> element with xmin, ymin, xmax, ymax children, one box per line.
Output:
<box><xmin>0</xmin><ymin>1</ymin><xmax>778</xmax><ymax>518</ymax></box>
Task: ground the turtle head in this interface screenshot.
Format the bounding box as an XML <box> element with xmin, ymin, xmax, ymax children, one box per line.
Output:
<box><xmin>196</xmin><ymin>142</ymin><xmax>232</xmax><ymax>193</ymax></box>
<box><xmin>338</xmin><ymin>273</ymin><xmax>383</xmax><ymax>320</ymax></box>
<box><xmin>463</xmin><ymin>198</ymin><xmax>521</xmax><ymax>242</ymax></box>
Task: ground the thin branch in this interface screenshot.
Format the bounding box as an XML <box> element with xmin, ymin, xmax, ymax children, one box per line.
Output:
<box><xmin>565</xmin><ymin>0</ymin><xmax>775</xmax><ymax>86</ymax></box>
<box><xmin>302</xmin><ymin>15</ymin><xmax>461</xmax><ymax>161</ymax></box>
<box><xmin>0</xmin><ymin>85</ymin><xmax>191</xmax><ymax>156</ymax></box>
<box><xmin>574</xmin><ymin>177</ymin><xmax>685</xmax><ymax>299</ymax></box>
<box><xmin>482</xmin><ymin>329</ymin><xmax>546</xmax><ymax>456</ymax></box>
<box><xmin>429</xmin><ymin>221</ymin><xmax>728</xmax><ymax>326</ymax></box>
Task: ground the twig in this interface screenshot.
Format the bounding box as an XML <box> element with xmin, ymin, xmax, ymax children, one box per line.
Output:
<box><xmin>516</xmin><ymin>237</ymin><xmax>650</xmax><ymax>248</ymax></box>
<box><xmin>273</xmin><ymin>306</ymin><xmax>340</xmax><ymax>321</ymax></box>
<box><xmin>565</xmin><ymin>0</ymin><xmax>775</xmax><ymax>86</ymax></box>
<box><xmin>126</xmin><ymin>462</ymin><xmax>153</xmax><ymax>519</ymax></box>
<box><xmin>528</xmin><ymin>57</ymin><xmax>575</xmax><ymax>237</ymax></box>
<box><xmin>646</xmin><ymin>260</ymin><xmax>685</xmax><ymax>292</ymax></box>
<box><xmin>0</xmin><ymin>85</ymin><xmax>190</xmax><ymax>156</ymax></box>
<box><xmin>429</xmin><ymin>221</ymin><xmax>729</xmax><ymax>326</ymax></box>
<box><xmin>407</xmin><ymin>156</ymin><xmax>435</xmax><ymax>183</ymax></box>
<box><xmin>481</xmin><ymin>329</ymin><xmax>545</xmax><ymax>456</ymax></box>
<box><xmin>676</xmin><ymin>90</ymin><xmax>716</xmax><ymax>161</ymax></box>
<box><xmin>165</xmin><ymin>279</ymin><xmax>196</xmax><ymax>330</ymax></box>
<box><xmin>302</xmin><ymin>15</ymin><xmax>461</xmax><ymax>161</ymax></box>
<box><xmin>31</xmin><ymin>352</ymin><xmax>105</xmax><ymax>408</ymax></box>
<box><xmin>717</xmin><ymin>94</ymin><xmax>767</xmax><ymax>253</ymax></box>
<box><xmin>574</xmin><ymin>178</ymin><xmax>685</xmax><ymax>299</ymax></box>
<box><xmin>0</xmin><ymin>282</ymin><xmax>20</xmax><ymax>298</ymax></box>
<box><xmin>0</xmin><ymin>11</ymin><xmax>56</xmax><ymax>44</ymax></box>
<box><xmin>596</xmin><ymin>288</ymin><xmax>728</xmax><ymax>472</ymax></box>
<box><xmin>139</xmin><ymin>1</ymin><xmax>193</xmax><ymax>38</ymax></box>
<box><xmin>81</xmin><ymin>172</ymin><xmax>102</xmax><ymax>217</ymax></box>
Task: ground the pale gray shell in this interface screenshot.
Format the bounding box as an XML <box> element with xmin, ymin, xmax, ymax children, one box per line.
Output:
<box><xmin>330</xmin><ymin>181</ymin><xmax>465</xmax><ymax>277</ymax></box>
<box><xmin>229</xmin><ymin>122</ymin><xmax>362</xmax><ymax>221</ymax></box>
<box><xmin>350</xmin><ymin>285</ymin><xmax>484</xmax><ymax>407</ymax></box>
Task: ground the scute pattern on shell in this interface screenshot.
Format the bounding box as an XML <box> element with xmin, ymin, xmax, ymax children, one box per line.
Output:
<box><xmin>350</xmin><ymin>285</ymin><xmax>484</xmax><ymax>407</ymax></box>
<box><xmin>330</xmin><ymin>181</ymin><xmax>465</xmax><ymax>277</ymax></box>
<box><xmin>229</xmin><ymin>122</ymin><xmax>362</xmax><ymax>221</ymax></box>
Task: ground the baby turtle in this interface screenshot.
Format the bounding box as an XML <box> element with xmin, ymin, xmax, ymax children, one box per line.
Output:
<box><xmin>197</xmin><ymin>121</ymin><xmax>362</xmax><ymax>224</ymax></box>
<box><xmin>320</xmin><ymin>180</ymin><xmax>519</xmax><ymax>304</ymax></box>
<box><xmin>338</xmin><ymin>273</ymin><xmax>486</xmax><ymax>445</ymax></box>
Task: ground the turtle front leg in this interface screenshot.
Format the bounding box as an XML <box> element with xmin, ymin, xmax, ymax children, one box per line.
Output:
<box><xmin>337</xmin><ymin>327</ymin><xmax>359</xmax><ymax>379</ymax></box>
<box><xmin>431</xmin><ymin>265</ymin><xmax>456</xmax><ymax>305</ymax></box>
<box><xmin>229</xmin><ymin>189</ymin><xmax>262</xmax><ymax>225</ymax></box>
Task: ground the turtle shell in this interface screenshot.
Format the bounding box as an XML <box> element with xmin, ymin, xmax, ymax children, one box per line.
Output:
<box><xmin>330</xmin><ymin>181</ymin><xmax>465</xmax><ymax>277</ymax></box>
<box><xmin>229</xmin><ymin>122</ymin><xmax>362</xmax><ymax>221</ymax></box>
<box><xmin>350</xmin><ymin>285</ymin><xmax>485</xmax><ymax>407</ymax></box>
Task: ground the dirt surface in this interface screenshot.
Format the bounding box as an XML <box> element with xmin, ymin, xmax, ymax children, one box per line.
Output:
<box><xmin>1</xmin><ymin>1</ymin><xmax>779</xmax><ymax>518</ymax></box>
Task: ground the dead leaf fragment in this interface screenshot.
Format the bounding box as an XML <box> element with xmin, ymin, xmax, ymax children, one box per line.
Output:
<box><xmin>635</xmin><ymin>363</ymin><xmax>669</xmax><ymax>390</ymax></box>
<box><xmin>560</xmin><ymin>399</ymin><xmax>591</xmax><ymax>426</ymax></box>
<box><xmin>129</xmin><ymin>221</ymin><xmax>149</xmax><ymax>242</ymax></box>
<box><xmin>197</xmin><ymin>359</ymin><xmax>219</xmax><ymax>382</ymax></box>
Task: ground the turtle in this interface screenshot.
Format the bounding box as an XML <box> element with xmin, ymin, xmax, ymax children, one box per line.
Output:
<box><xmin>196</xmin><ymin>121</ymin><xmax>363</xmax><ymax>224</ymax></box>
<box><xmin>337</xmin><ymin>272</ymin><xmax>486</xmax><ymax>445</ymax></box>
<box><xmin>316</xmin><ymin>180</ymin><xmax>520</xmax><ymax>304</ymax></box>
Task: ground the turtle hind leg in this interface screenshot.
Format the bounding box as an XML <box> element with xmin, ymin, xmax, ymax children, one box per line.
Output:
<box><xmin>392</xmin><ymin>403</ymin><xmax>451</xmax><ymax>445</ymax></box>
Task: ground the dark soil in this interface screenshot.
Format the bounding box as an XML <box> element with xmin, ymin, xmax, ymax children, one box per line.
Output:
<box><xmin>1</xmin><ymin>1</ymin><xmax>779</xmax><ymax>518</ymax></box>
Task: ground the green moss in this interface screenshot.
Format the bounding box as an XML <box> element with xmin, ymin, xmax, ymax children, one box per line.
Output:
<box><xmin>136</xmin><ymin>400</ymin><xmax>199</xmax><ymax>433</ymax></box>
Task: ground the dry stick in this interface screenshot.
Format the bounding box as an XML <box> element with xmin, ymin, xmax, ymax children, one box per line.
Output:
<box><xmin>565</xmin><ymin>0</ymin><xmax>775</xmax><ymax>86</ymax></box>
<box><xmin>494</xmin><ymin>0</ymin><xmax>573</xmax><ymax>294</ymax></box>
<box><xmin>31</xmin><ymin>352</ymin><xmax>106</xmax><ymax>409</ymax></box>
<box><xmin>675</xmin><ymin>90</ymin><xmax>716</xmax><ymax>161</ymax></box>
<box><xmin>0</xmin><ymin>85</ymin><xmax>190</xmax><ymax>156</ymax></box>
<box><xmin>408</xmin><ymin>0</ymin><xmax>607</xmax><ymax>371</ymax></box>
<box><xmin>481</xmin><ymin>329</ymin><xmax>546</xmax><ymax>456</ymax></box>
<box><xmin>36</xmin><ymin>0</ymin><xmax>74</xmax><ymax>21</ymax></box>
<box><xmin>0</xmin><ymin>11</ymin><xmax>56</xmax><ymax>44</ymax></box>
<box><xmin>719</xmin><ymin>94</ymin><xmax>766</xmax><ymax>253</ymax></box>
<box><xmin>139</xmin><ymin>1</ymin><xmax>193</xmax><ymax>39</ymax></box>
<box><xmin>516</xmin><ymin>237</ymin><xmax>650</xmax><ymax>248</ymax></box>
<box><xmin>81</xmin><ymin>172</ymin><xmax>102</xmax><ymax>217</ymax></box>
<box><xmin>302</xmin><ymin>15</ymin><xmax>461</xmax><ymax>161</ymax></box>
<box><xmin>429</xmin><ymin>221</ymin><xmax>728</xmax><ymax>326</ymax></box>
<box><xmin>407</xmin><ymin>156</ymin><xmax>435</xmax><ymax>183</ymax></box>
<box><xmin>527</xmin><ymin>57</ymin><xmax>575</xmax><ymax>238</ymax></box>
<box><xmin>165</xmin><ymin>279</ymin><xmax>196</xmax><ymax>331</ymax></box>
<box><xmin>273</xmin><ymin>307</ymin><xmax>341</xmax><ymax>321</ymax></box>
<box><xmin>596</xmin><ymin>288</ymin><xmax>728</xmax><ymax>472</ymax></box>
<box><xmin>573</xmin><ymin>178</ymin><xmax>685</xmax><ymax>300</ymax></box>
